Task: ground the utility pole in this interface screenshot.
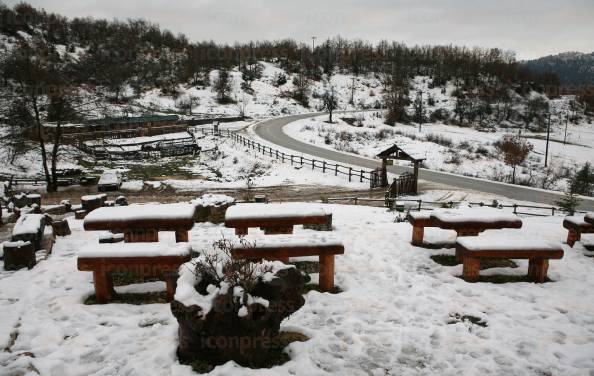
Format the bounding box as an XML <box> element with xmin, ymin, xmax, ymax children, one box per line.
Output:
<box><xmin>544</xmin><ymin>113</ymin><xmax>551</xmax><ymax>167</ymax></box>
<box><xmin>564</xmin><ymin>110</ymin><xmax>569</xmax><ymax>145</ymax></box>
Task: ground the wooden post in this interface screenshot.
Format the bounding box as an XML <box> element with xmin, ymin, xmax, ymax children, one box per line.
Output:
<box><xmin>528</xmin><ymin>258</ymin><xmax>549</xmax><ymax>283</ymax></box>
<box><xmin>319</xmin><ymin>254</ymin><xmax>335</xmax><ymax>291</ymax></box>
<box><xmin>348</xmin><ymin>167</ymin><xmax>352</xmax><ymax>182</ymax></box>
<box><xmin>411</xmin><ymin>225</ymin><xmax>424</xmax><ymax>246</ymax></box>
<box><xmin>175</xmin><ymin>229</ymin><xmax>189</xmax><ymax>243</ymax></box>
<box><xmin>462</xmin><ymin>257</ymin><xmax>480</xmax><ymax>282</ymax></box>
<box><xmin>93</xmin><ymin>271</ymin><xmax>115</xmax><ymax>303</ymax></box>
<box><xmin>381</xmin><ymin>158</ymin><xmax>388</xmax><ymax>187</ymax></box>
<box><xmin>300</xmin><ymin>156</ymin><xmax>303</xmax><ymax>165</ymax></box>
<box><xmin>335</xmin><ymin>164</ymin><xmax>338</xmax><ymax>176</ymax></box>
<box><xmin>323</xmin><ymin>161</ymin><xmax>326</xmax><ymax>173</ymax></box>
<box><xmin>290</xmin><ymin>155</ymin><xmax>293</xmax><ymax>165</ymax></box>
<box><xmin>360</xmin><ymin>169</ymin><xmax>363</xmax><ymax>182</ymax></box>
<box><xmin>413</xmin><ymin>161</ymin><xmax>419</xmax><ymax>194</ymax></box>
<box><xmin>281</xmin><ymin>153</ymin><xmax>285</xmax><ymax>163</ymax></box>
<box><xmin>312</xmin><ymin>159</ymin><xmax>315</xmax><ymax>170</ymax></box>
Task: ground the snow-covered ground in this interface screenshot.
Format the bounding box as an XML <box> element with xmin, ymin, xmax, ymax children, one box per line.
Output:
<box><xmin>285</xmin><ymin>113</ymin><xmax>594</xmax><ymax>192</ymax></box>
<box><xmin>1</xmin><ymin>204</ymin><xmax>593</xmax><ymax>375</ymax></box>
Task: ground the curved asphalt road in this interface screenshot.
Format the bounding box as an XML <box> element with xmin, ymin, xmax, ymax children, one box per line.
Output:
<box><xmin>255</xmin><ymin>112</ymin><xmax>594</xmax><ymax>211</ymax></box>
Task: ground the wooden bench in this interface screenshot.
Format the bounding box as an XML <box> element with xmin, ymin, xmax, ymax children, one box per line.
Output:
<box><xmin>225</xmin><ymin>203</ymin><xmax>331</xmax><ymax>235</ymax></box>
<box><xmin>407</xmin><ymin>212</ymin><xmax>438</xmax><ymax>246</ymax></box>
<box><xmin>563</xmin><ymin>216</ymin><xmax>594</xmax><ymax>247</ymax></box>
<box><xmin>456</xmin><ymin>237</ymin><xmax>564</xmax><ymax>283</ymax></box>
<box><xmin>77</xmin><ymin>242</ymin><xmax>191</xmax><ymax>303</ymax></box>
<box><xmin>84</xmin><ymin>203</ymin><xmax>196</xmax><ymax>243</ymax></box>
<box><xmin>231</xmin><ymin>234</ymin><xmax>344</xmax><ymax>291</ymax></box>
<box><xmin>408</xmin><ymin>208</ymin><xmax>522</xmax><ymax>247</ymax></box>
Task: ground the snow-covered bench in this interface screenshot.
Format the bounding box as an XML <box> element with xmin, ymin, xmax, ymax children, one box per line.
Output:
<box><xmin>84</xmin><ymin>203</ymin><xmax>196</xmax><ymax>243</ymax></box>
<box><xmin>407</xmin><ymin>212</ymin><xmax>438</xmax><ymax>246</ymax></box>
<box><xmin>408</xmin><ymin>208</ymin><xmax>522</xmax><ymax>247</ymax></box>
<box><xmin>231</xmin><ymin>233</ymin><xmax>344</xmax><ymax>291</ymax></box>
<box><xmin>563</xmin><ymin>216</ymin><xmax>594</xmax><ymax>247</ymax></box>
<box><xmin>12</xmin><ymin>213</ymin><xmax>46</xmax><ymax>251</ymax></box>
<box><xmin>455</xmin><ymin>237</ymin><xmax>564</xmax><ymax>283</ymax></box>
<box><xmin>77</xmin><ymin>242</ymin><xmax>192</xmax><ymax>303</ymax></box>
<box><xmin>225</xmin><ymin>203</ymin><xmax>332</xmax><ymax>235</ymax></box>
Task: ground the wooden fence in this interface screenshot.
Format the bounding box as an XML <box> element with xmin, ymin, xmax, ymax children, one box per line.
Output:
<box><xmin>324</xmin><ymin>196</ymin><xmax>588</xmax><ymax>216</ymax></box>
<box><xmin>195</xmin><ymin>128</ymin><xmax>378</xmax><ymax>185</ymax></box>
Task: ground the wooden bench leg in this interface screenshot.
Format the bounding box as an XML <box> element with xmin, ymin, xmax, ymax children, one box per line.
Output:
<box><xmin>462</xmin><ymin>257</ymin><xmax>480</xmax><ymax>282</ymax></box>
<box><xmin>164</xmin><ymin>273</ymin><xmax>177</xmax><ymax>302</ymax></box>
<box><xmin>566</xmin><ymin>229</ymin><xmax>579</xmax><ymax>247</ymax></box>
<box><xmin>411</xmin><ymin>225</ymin><xmax>424</xmax><ymax>246</ymax></box>
<box><xmin>235</xmin><ymin>228</ymin><xmax>248</xmax><ymax>236</ymax></box>
<box><xmin>93</xmin><ymin>271</ymin><xmax>115</xmax><ymax>303</ymax></box>
<box><xmin>175</xmin><ymin>229</ymin><xmax>189</xmax><ymax>242</ymax></box>
<box><xmin>528</xmin><ymin>258</ymin><xmax>549</xmax><ymax>283</ymax></box>
<box><xmin>319</xmin><ymin>254</ymin><xmax>335</xmax><ymax>291</ymax></box>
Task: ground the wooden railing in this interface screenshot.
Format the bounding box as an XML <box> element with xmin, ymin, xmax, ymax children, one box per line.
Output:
<box><xmin>197</xmin><ymin>128</ymin><xmax>378</xmax><ymax>185</ymax></box>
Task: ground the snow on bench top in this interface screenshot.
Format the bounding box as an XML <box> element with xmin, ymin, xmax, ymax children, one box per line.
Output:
<box><xmin>564</xmin><ymin>215</ymin><xmax>592</xmax><ymax>226</ymax></box>
<box><xmin>79</xmin><ymin>242</ymin><xmax>191</xmax><ymax>258</ymax></box>
<box><xmin>98</xmin><ymin>172</ymin><xmax>120</xmax><ymax>185</ymax></box>
<box><xmin>225</xmin><ymin>203</ymin><xmax>329</xmax><ymax>221</ymax></box>
<box><xmin>456</xmin><ymin>237</ymin><xmax>563</xmax><ymax>252</ymax></box>
<box><xmin>408</xmin><ymin>211</ymin><xmax>431</xmax><ymax>220</ymax></box>
<box><xmin>585</xmin><ymin>212</ymin><xmax>594</xmax><ymax>222</ymax></box>
<box><xmin>3</xmin><ymin>240</ymin><xmax>31</xmax><ymax>247</ymax></box>
<box><xmin>430</xmin><ymin>207</ymin><xmax>521</xmax><ymax>223</ymax></box>
<box><xmin>84</xmin><ymin>203</ymin><xmax>196</xmax><ymax>223</ymax></box>
<box><xmin>233</xmin><ymin>232</ymin><xmax>343</xmax><ymax>249</ymax></box>
<box><xmin>81</xmin><ymin>194</ymin><xmax>107</xmax><ymax>201</ymax></box>
<box><xmin>12</xmin><ymin>214</ymin><xmax>45</xmax><ymax>236</ymax></box>
<box><xmin>191</xmin><ymin>193</ymin><xmax>235</xmax><ymax>207</ymax></box>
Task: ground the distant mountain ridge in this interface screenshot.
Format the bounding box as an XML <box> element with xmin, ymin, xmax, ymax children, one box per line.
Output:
<box><xmin>524</xmin><ymin>51</ymin><xmax>594</xmax><ymax>87</ymax></box>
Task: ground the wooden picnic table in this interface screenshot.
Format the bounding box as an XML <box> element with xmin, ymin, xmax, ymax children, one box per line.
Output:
<box><xmin>409</xmin><ymin>208</ymin><xmax>522</xmax><ymax>246</ymax></box>
<box><xmin>84</xmin><ymin>203</ymin><xmax>196</xmax><ymax>242</ymax></box>
<box><xmin>585</xmin><ymin>213</ymin><xmax>594</xmax><ymax>225</ymax></box>
<box><xmin>563</xmin><ymin>215</ymin><xmax>594</xmax><ymax>246</ymax></box>
<box><xmin>225</xmin><ymin>203</ymin><xmax>331</xmax><ymax>235</ymax></box>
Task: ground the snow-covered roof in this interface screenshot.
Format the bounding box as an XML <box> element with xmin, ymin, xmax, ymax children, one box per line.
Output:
<box><xmin>225</xmin><ymin>203</ymin><xmax>329</xmax><ymax>221</ymax></box>
<box><xmin>377</xmin><ymin>144</ymin><xmax>426</xmax><ymax>162</ymax></box>
<box><xmin>78</xmin><ymin>242</ymin><xmax>191</xmax><ymax>258</ymax></box>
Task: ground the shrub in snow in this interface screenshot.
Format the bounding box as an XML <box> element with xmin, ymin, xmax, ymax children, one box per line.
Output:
<box><xmin>171</xmin><ymin>237</ymin><xmax>309</xmax><ymax>368</ymax></box>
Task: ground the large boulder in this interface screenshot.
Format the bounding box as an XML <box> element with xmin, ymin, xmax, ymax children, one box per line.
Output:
<box><xmin>171</xmin><ymin>263</ymin><xmax>309</xmax><ymax>368</ymax></box>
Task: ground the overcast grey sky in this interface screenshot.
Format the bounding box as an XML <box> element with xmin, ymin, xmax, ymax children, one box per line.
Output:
<box><xmin>5</xmin><ymin>0</ymin><xmax>594</xmax><ymax>60</ymax></box>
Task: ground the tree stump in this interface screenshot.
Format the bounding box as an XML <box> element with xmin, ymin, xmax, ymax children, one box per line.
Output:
<box><xmin>115</xmin><ymin>196</ymin><xmax>128</xmax><ymax>206</ymax></box>
<box><xmin>26</xmin><ymin>194</ymin><xmax>41</xmax><ymax>207</ymax></box>
<box><xmin>3</xmin><ymin>241</ymin><xmax>36</xmax><ymax>270</ymax></box>
<box><xmin>254</xmin><ymin>195</ymin><xmax>267</xmax><ymax>203</ymax></box>
<box><xmin>52</xmin><ymin>220</ymin><xmax>71</xmax><ymax>236</ymax></box>
<box><xmin>75</xmin><ymin>210</ymin><xmax>87</xmax><ymax>220</ymax></box>
<box><xmin>81</xmin><ymin>195</ymin><xmax>104</xmax><ymax>212</ymax></box>
<box><xmin>171</xmin><ymin>267</ymin><xmax>309</xmax><ymax>368</ymax></box>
